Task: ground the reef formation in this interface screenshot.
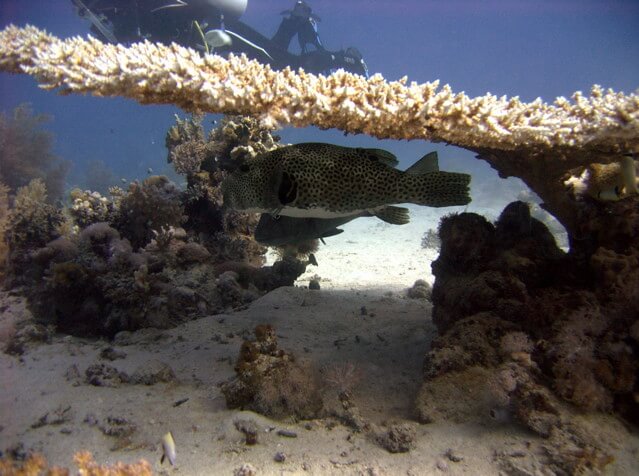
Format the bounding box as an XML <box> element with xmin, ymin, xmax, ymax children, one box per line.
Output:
<box><xmin>1</xmin><ymin>115</ymin><xmax>308</xmax><ymax>340</ymax></box>
<box><xmin>417</xmin><ymin>200</ymin><xmax>638</xmax><ymax>473</ymax></box>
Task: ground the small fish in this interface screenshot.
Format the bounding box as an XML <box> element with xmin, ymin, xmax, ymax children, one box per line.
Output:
<box><xmin>147</xmin><ymin>167</ymin><xmax>154</xmax><ymax>174</ymax></box>
<box><xmin>205</xmin><ymin>29</ymin><xmax>233</xmax><ymax>48</ymax></box>
<box><xmin>254</xmin><ymin>213</ymin><xmax>369</xmax><ymax>246</ymax></box>
<box><xmin>584</xmin><ymin>154</ymin><xmax>638</xmax><ymax>201</ymax></box>
<box><xmin>222</xmin><ymin>144</ymin><xmax>471</xmax><ymax>224</ymax></box>
<box><xmin>161</xmin><ymin>431</ymin><xmax>176</xmax><ymax>466</ymax></box>
<box><xmin>120</xmin><ymin>178</ymin><xmax>127</xmax><ymax>184</ymax></box>
<box><xmin>172</xmin><ymin>397</ymin><xmax>189</xmax><ymax>407</ymax></box>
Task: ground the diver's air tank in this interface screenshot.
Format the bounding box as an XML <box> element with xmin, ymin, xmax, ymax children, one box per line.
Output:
<box><xmin>191</xmin><ymin>0</ymin><xmax>248</xmax><ymax>19</ymax></box>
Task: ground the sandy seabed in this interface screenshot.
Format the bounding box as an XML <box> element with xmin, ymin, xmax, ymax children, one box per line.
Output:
<box><xmin>1</xmin><ymin>203</ymin><xmax>637</xmax><ymax>475</ymax></box>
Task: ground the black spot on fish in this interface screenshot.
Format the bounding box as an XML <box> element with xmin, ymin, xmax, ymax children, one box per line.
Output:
<box><xmin>278</xmin><ymin>172</ymin><xmax>298</xmax><ymax>205</ymax></box>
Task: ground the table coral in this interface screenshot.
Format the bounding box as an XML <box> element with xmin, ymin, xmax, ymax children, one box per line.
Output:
<box><xmin>0</xmin><ymin>25</ymin><xmax>636</xmax><ymax>153</ymax></box>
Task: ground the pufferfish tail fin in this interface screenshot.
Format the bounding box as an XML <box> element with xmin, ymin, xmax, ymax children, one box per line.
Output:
<box><xmin>412</xmin><ymin>171</ymin><xmax>472</xmax><ymax>207</ymax></box>
<box><xmin>400</xmin><ymin>151</ymin><xmax>471</xmax><ymax>208</ymax></box>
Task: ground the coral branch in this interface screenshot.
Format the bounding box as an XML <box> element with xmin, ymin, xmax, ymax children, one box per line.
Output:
<box><xmin>1</xmin><ymin>25</ymin><xmax>637</xmax><ymax>155</ymax></box>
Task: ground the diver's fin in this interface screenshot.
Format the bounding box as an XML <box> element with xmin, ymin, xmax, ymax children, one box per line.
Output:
<box><xmin>225</xmin><ymin>30</ymin><xmax>274</xmax><ymax>60</ymax></box>
<box><xmin>151</xmin><ymin>1</ymin><xmax>189</xmax><ymax>13</ymax></box>
<box><xmin>72</xmin><ymin>0</ymin><xmax>118</xmax><ymax>43</ymax></box>
<box><xmin>361</xmin><ymin>148</ymin><xmax>398</xmax><ymax>167</ymax></box>
<box><xmin>372</xmin><ymin>206</ymin><xmax>410</xmax><ymax>225</ymax></box>
<box><xmin>406</xmin><ymin>151</ymin><xmax>439</xmax><ymax>174</ymax></box>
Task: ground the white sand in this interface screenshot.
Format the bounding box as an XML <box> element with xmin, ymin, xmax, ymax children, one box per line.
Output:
<box><xmin>268</xmin><ymin>205</ymin><xmax>449</xmax><ymax>292</ymax></box>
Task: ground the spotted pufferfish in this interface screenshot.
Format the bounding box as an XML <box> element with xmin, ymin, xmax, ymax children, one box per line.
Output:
<box><xmin>221</xmin><ymin>143</ymin><xmax>472</xmax><ymax>224</ymax></box>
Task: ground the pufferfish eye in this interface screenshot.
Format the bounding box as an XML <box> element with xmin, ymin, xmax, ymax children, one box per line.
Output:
<box><xmin>239</xmin><ymin>163</ymin><xmax>250</xmax><ymax>173</ymax></box>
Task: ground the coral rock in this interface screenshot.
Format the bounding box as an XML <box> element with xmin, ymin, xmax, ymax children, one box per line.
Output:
<box><xmin>221</xmin><ymin>325</ymin><xmax>323</xmax><ymax>419</ymax></box>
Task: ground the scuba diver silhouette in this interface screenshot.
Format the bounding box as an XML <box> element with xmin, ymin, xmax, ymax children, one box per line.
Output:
<box><xmin>272</xmin><ymin>1</ymin><xmax>324</xmax><ymax>54</ymax></box>
<box><xmin>71</xmin><ymin>0</ymin><xmax>368</xmax><ymax>77</ymax></box>
<box><xmin>71</xmin><ymin>0</ymin><xmax>239</xmax><ymax>45</ymax></box>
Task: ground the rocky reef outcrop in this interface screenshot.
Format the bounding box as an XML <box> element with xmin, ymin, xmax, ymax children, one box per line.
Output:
<box><xmin>417</xmin><ymin>199</ymin><xmax>638</xmax><ymax>473</ymax></box>
<box><xmin>221</xmin><ymin>324</ymin><xmax>323</xmax><ymax>419</ymax></box>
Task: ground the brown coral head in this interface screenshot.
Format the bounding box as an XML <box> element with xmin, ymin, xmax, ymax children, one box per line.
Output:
<box><xmin>436</xmin><ymin>212</ymin><xmax>495</xmax><ymax>269</ymax></box>
<box><xmin>50</xmin><ymin>262</ymin><xmax>88</xmax><ymax>289</ymax></box>
<box><xmin>238</xmin><ymin>341</ymin><xmax>259</xmax><ymax>364</ymax></box>
<box><xmin>495</xmin><ymin>201</ymin><xmax>533</xmax><ymax>239</ymax></box>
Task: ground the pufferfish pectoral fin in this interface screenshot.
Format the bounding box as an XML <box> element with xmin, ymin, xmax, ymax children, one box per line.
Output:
<box><xmin>372</xmin><ymin>206</ymin><xmax>410</xmax><ymax>225</ymax></box>
<box><xmin>319</xmin><ymin>228</ymin><xmax>345</xmax><ymax>239</ymax></box>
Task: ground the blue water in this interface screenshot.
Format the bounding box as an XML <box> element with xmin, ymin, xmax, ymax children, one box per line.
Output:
<box><xmin>1</xmin><ymin>0</ymin><xmax>638</xmax><ymax>189</ymax></box>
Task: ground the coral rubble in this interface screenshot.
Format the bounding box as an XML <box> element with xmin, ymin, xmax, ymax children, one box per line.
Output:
<box><xmin>0</xmin><ymin>451</ymin><xmax>152</xmax><ymax>475</ymax></box>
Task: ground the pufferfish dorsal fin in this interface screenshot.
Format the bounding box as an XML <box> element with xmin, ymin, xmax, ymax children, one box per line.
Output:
<box><xmin>277</xmin><ymin>171</ymin><xmax>299</xmax><ymax>205</ymax></box>
<box><xmin>359</xmin><ymin>148</ymin><xmax>399</xmax><ymax>168</ymax></box>
<box><xmin>406</xmin><ymin>151</ymin><xmax>439</xmax><ymax>174</ymax></box>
